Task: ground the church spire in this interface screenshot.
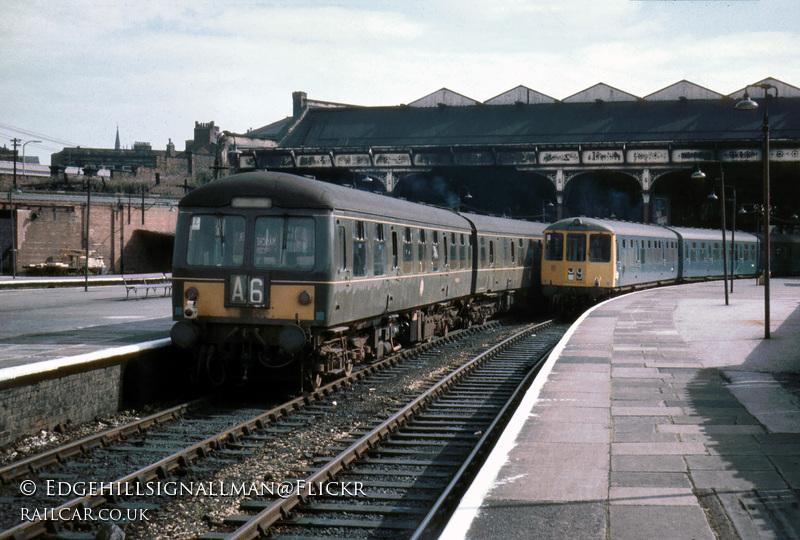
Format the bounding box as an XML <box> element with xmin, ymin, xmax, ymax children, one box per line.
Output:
<box><xmin>115</xmin><ymin>126</ymin><xmax>120</xmax><ymax>150</ymax></box>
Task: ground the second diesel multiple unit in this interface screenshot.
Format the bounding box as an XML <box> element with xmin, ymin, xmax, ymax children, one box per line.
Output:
<box><xmin>541</xmin><ymin>217</ymin><xmax>764</xmax><ymax>307</ymax></box>
<box><xmin>170</xmin><ymin>171</ymin><xmax>546</xmax><ymax>388</ymax></box>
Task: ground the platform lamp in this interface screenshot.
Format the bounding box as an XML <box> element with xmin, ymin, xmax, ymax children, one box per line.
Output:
<box><xmin>692</xmin><ymin>164</ymin><xmax>729</xmax><ymax>305</ymax></box>
<box><xmin>736</xmin><ymin>83</ymin><xmax>777</xmax><ymax>339</ymax></box>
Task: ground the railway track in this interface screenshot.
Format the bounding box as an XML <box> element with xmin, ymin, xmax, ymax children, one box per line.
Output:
<box><xmin>0</xmin><ymin>321</ymin><xmax>557</xmax><ymax>539</ymax></box>
<box><xmin>204</xmin><ymin>321</ymin><xmax>566</xmax><ymax>539</ymax></box>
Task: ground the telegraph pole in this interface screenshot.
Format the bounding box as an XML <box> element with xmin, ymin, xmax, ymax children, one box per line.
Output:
<box><xmin>11</xmin><ymin>138</ymin><xmax>20</xmax><ymax>190</ymax></box>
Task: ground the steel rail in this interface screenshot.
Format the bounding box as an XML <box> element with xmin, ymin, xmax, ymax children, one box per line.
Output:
<box><xmin>0</xmin><ymin>322</ymin><xmax>499</xmax><ymax>540</ymax></box>
<box><xmin>0</xmin><ymin>400</ymin><xmax>205</xmax><ymax>484</ymax></box>
<box><xmin>410</xmin><ymin>339</ymin><xmax>557</xmax><ymax>539</ymax></box>
<box><xmin>225</xmin><ymin>320</ymin><xmax>554</xmax><ymax>540</ymax></box>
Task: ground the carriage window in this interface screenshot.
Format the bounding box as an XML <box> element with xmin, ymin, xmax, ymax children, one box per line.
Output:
<box><xmin>391</xmin><ymin>231</ymin><xmax>399</xmax><ymax>270</ymax></box>
<box><xmin>480</xmin><ymin>237</ymin><xmax>487</xmax><ymax>267</ymax></box>
<box><xmin>443</xmin><ymin>233</ymin><xmax>449</xmax><ymax>267</ymax></box>
<box><xmin>418</xmin><ymin>229</ymin><xmax>427</xmax><ymax>272</ymax></box>
<box><xmin>460</xmin><ymin>234</ymin><xmax>467</xmax><ymax>268</ymax></box>
<box><xmin>187</xmin><ymin>214</ymin><xmax>246</xmax><ymax>267</ymax></box>
<box><xmin>373</xmin><ymin>223</ymin><xmax>386</xmax><ymax>276</ymax></box>
<box><xmin>489</xmin><ymin>240</ymin><xmax>495</xmax><ymax>265</ymax></box>
<box><xmin>589</xmin><ymin>234</ymin><xmax>611</xmax><ymax>262</ymax></box>
<box><xmin>337</xmin><ymin>225</ymin><xmax>346</xmax><ymax>271</ymax></box>
<box><xmin>432</xmin><ymin>231</ymin><xmax>440</xmax><ymax>271</ymax></box>
<box><xmin>510</xmin><ymin>239</ymin><xmax>516</xmax><ymax>263</ymax></box>
<box><xmin>353</xmin><ymin>221</ymin><xmax>367</xmax><ymax>277</ymax></box>
<box><xmin>253</xmin><ymin>216</ymin><xmax>314</xmax><ymax>269</ymax></box>
<box><xmin>544</xmin><ymin>232</ymin><xmax>564</xmax><ymax>261</ymax></box>
<box><xmin>566</xmin><ymin>233</ymin><xmax>586</xmax><ymax>262</ymax></box>
<box><xmin>402</xmin><ymin>227</ymin><xmax>413</xmax><ymax>274</ymax></box>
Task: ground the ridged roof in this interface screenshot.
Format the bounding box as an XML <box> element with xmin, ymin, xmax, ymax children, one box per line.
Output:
<box><xmin>278</xmin><ymin>97</ymin><xmax>800</xmax><ymax>149</ymax></box>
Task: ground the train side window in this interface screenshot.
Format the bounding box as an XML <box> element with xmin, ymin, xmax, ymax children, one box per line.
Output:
<box><xmin>589</xmin><ymin>234</ymin><xmax>611</xmax><ymax>262</ymax></box>
<box><xmin>432</xmin><ymin>231</ymin><xmax>440</xmax><ymax>272</ymax></box>
<box><xmin>443</xmin><ymin>233</ymin><xmax>449</xmax><ymax>267</ymax></box>
<box><xmin>353</xmin><ymin>221</ymin><xmax>367</xmax><ymax>277</ymax></box>
<box><xmin>392</xmin><ymin>231</ymin><xmax>399</xmax><ymax>270</ymax></box>
<box><xmin>544</xmin><ymin>232</ymin><xmax>563</xmax><ymax>261</ymax></box>
<box><xmin>480</xmin><ymin>237</ymin><xmax>487</xmax><ymax>267</ymax></box>
<box><xmin>418</xmin><ymin>229</ymin><xmax>427</xmax><ymax>273</ymax></box>
<box><xmin>566</xmin><ymin>233</ymin><xmax>586</xmax><ymax>262</ymax></box>
<box><xmin>337</xmin><ymin>225</ymin><xmax>347</xmax><ymax>272</ymax></box>
<box><xmin>489</xmin><ymin>240</ymin><xmax>495</xmax><ymax>266</ymax></box>
<box><xmin>460</xmin><ymin>233</ymin><xmax>467</xmax><ymax>269</ymax></box>
<box><xmin>402</xmin><ymin>227</ymin><xmax>413</xmax><ymax>274</ymax></box>
<box><xmin>373</xmin><ymin>223</ymin><xmax>386</xmax><ymax>276</ymax></box>
<box><xmin>510</xmin><ymin>239</ymin><xmax>516</xmax><ymax>264</ymax></box>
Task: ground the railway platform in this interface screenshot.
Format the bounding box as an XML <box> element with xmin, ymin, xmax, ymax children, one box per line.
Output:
<box><xmin>444</xmin><ymin>277</ymin><xmax>800</xmax><ymax>540</ymax></box>
<box><xmin>0</xmin><ymin>276</ymin><xmax>172</xmax><ymax>374</ymax></box>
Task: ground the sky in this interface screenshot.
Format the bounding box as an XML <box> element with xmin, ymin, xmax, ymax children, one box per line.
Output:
<box><xmin>2</xmin><ymin>0</ymin><xmax>799</xmax><ymax>165</ymax></box>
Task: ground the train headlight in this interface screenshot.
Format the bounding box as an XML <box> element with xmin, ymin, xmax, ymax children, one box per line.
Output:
<box><xmin>298</xmin><ymin>290</ymin><xmax>312</xmax><ymax>305</ymax></box>
<box><xmin>185</xmin><ymin>287</ymin><xmax>199</xmax><ymax>301</ymax></box>
<box><xmin>279</xmin><ymin>324</ymin><xmax>306</xmax><ymax>353</ymax></box>
<box><xmin>171</xmin><ymin>321</ymin><xmax>198</xmax><ymax>349</ymax></box>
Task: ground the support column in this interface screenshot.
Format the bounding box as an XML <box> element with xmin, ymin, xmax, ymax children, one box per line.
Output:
<box><xmin>642</xmin><ymin>191</ymin><xmax>651</xmax><ymax>224</ymax></box>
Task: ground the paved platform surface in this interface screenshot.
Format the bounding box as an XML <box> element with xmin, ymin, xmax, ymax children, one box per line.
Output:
<box><xmin>0</xmin><ymin>279</ymin><xmax>171</xmax><ymax>371</ymax></box>
<box><xmin>444</xmin><ymin>278</ymin><xmax>800</xmax><ymax>540</ymax></box>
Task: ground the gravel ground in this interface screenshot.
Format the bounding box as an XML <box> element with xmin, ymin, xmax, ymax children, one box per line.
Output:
<box><xmin>127</xmin><ymin>324</ymin><xmax>527</xmax><ymax>539</ymax></box>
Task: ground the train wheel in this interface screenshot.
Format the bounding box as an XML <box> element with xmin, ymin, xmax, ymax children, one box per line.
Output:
<box><xmin>305</xmin><ymin>371</ymin><xmax>323</xmax><ymax>391</ymax></box>
<box><xmin>204</xmin><ymin>345</ymin><xmax>226</xmax><ymax>387</ymax></box>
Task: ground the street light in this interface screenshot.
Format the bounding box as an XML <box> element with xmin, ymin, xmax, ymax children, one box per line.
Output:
<box><xmin>692</xmin><ymin>164</ymin><xmax>729</xmax><ymax>305</ymax></box>
<box><xmin>21</xmin><ymin>140</ymin><xmax>41</xmax><ymax>176</ymax></box>
<box><xmin>736</xmin><ymin>83</ymin><xmax>778</xmax><ymax>339</ymax></box>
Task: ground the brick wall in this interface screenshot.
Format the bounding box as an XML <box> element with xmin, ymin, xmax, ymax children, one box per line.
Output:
<box><xmin>8</xmin><ymin>198</ymin><xmax>178</xmax><ymax>275</ymax></box>
<box><xmin>0</xmin><ymin>365</ymin><xmax>121</xmax><ymax>446</ymax></box>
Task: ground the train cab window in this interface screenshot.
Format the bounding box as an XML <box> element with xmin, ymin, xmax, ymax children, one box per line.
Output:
<box><xmin>187</xmin><ymin>214</ymin><xmax>245</xmax><ymax>267</ymax></box>
<box><xmin>544</xmin><ymin>232</ymin><xmax>564</xmax><ymax>261</ymax></box>
<box><xmin>373</xmin><ymin>223</ymin><xmax>386</xmax><ymax>276</ymax></box>
<box><xmin>589</xmin><ymin>234</ymin><xmax>611</xmax><ymax>262</ymax></box>
<box><xmin>418</xmin><ymin>229</ymin><xmax>427</xmax><ymax>272</ymax></box>
<box><xmin>253</xmin><ymin>216</ymin><xmax>314</xmax><ymax>269</ymax></box>
<box><xmin>566</xmin><ymin>233</ymin><xmax>586</xmax><ymax>262</ymax></box>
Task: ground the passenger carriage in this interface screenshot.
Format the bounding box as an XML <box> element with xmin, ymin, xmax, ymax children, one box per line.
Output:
<box><xmin>170</xmin><ymin>171</ymin><xmax>545</xmax><ymax>388</ymax></box>
<box><xmin>668</xmin><ymin>227</ymin><xmax>759</xmax><ymax>280</ymax></box>
<box><xmin>541</xmin><ymin>217</ymin><xmax>679</xmax><ymax>303</ymax></box>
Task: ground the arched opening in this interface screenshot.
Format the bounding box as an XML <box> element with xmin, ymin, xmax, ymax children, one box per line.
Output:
<box><xmin>563</xmin><ymin>171</ymin><xmax>642</xmax><ymax>221</ymax></box>
<box><xmin>393</xmin><ymin>168</ymin><xmax>554</xmax><ymax>220</ymax></box>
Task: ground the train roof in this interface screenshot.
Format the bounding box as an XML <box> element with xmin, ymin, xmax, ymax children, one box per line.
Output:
<box><xmin>544</xmin><ymin>217</ymin><xmax>677</xmax><ymax>239</ymax></box>
<box><xmin>460</xmin><ymin>212</ymin><xmax>547</xmax><ymax>237</ymax></box>
<box><xmin>179</xmin><ymin>171</ymin><xmax>470</xmax><ymax>229</ymax></box>
<box><xmin>667</xmin><ymin>226</ymin><xmax>759</xmax><ymax>243</ymax></box>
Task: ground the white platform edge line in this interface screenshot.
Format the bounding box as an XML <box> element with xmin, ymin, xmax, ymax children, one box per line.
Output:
<box><xmin>0</xmin><ymin>338</ymin><xmax>172</xmax><ymax>384</ymax></box>
<box><xmin>438</xmin><ymin>298</ymin><xmax>615</xmax><ymax>539</ymax></box>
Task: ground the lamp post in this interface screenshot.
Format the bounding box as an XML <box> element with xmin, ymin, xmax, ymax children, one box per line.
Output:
<box><xmin>736</xmin><ymin>83</ymin><xmax>777</xmax><ymax>339</ymax></box>
<box><xmin>692</xmin><ymin>164</ymin><xmax>728</xmax><ymax>305</ymax></box>
<box><xmin>21</xmin><ymin>140</ymin><xmax>41</xmax><ymax>177</ymax></box>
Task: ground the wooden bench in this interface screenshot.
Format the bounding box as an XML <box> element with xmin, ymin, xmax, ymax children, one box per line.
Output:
<box><xmin>122</xmin><ymin>274</ymin><xmax>172</xmax><ymax>299</ymax></box>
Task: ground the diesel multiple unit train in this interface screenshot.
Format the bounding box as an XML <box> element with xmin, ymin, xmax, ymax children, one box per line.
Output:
<box><xmin>170</xmin><ymin>171</ymin><xmax>546</xmax><ymax>387</ymax></box>
<box><xmin>170</xmin><ymin>171</ymin><xmax>799</xmax><ymax>387</ymax></box>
